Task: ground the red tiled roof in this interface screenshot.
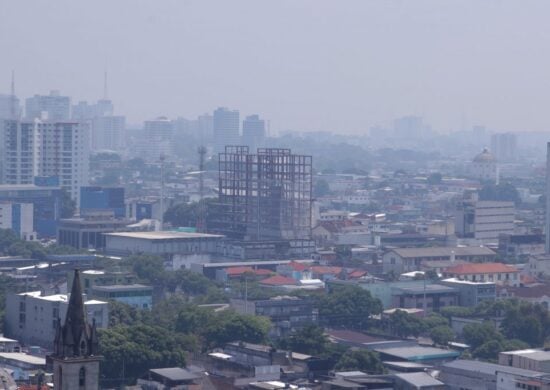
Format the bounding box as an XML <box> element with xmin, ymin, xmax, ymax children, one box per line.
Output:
<box><xmin>259</xmin><ymin>275</ymin><xmax>298</xmax><ymax>286</ymax></box>
<box><xmin>225</xmin><ymin>266</ymin><xmax>255</xmax><ymax>276</ymax></box>
<box><xmin>348</xmin><ymin>270</ymin><xmax>368</xmax><ymax>278</ymax></box>
<box><xmin>444</xmin><ymin>262</ymin><xmax>518</xmax><ymax>275</ymax></box>
<box><xmin>254</xmin><ymin>269</ymin><xmax>274</xmax><ymax>276</ymax></box>
<box><xmin>310</xmin><ymin>266</ymin><xmax>342</xmax><ymax>275</ymax></box>
<box><xmin>288</xmin><ymin>261</ymin><xmax>308</xmax><ymax>272</ymax></box>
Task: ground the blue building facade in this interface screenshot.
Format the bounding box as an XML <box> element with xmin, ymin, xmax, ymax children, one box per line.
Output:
<box><xmin>80</xmin><ymin>186</ymin><xmax>125</xmax><ymax>218</ymax></box>
<box><xmin>0</xmin><ymin>184</ymin><xmax>62</xmax><ymax>237</ymax></box>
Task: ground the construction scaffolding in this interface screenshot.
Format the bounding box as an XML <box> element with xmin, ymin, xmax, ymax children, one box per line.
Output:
<box><xmin>216</xmin><ymin>146</ymin><xmax>312</xmax><ymax>241</ymax></box>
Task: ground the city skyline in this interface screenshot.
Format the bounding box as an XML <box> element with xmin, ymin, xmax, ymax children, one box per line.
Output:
<box><xmin>2</xmin><ymin>1</ymin><xmax>550</xmax><ymax>134</ymax></box>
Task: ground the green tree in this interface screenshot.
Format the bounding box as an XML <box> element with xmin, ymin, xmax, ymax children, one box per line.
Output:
<box><xmin>335</xmin><ymin>349</ymin><xmax>385</xmax><ymax>374</ymax></box>
<box><xmin>427</xmin><ymin>172</ymin><xmax>442</xmax><ymax>185</ymax></box>
<box><xmin>279</xmin><ymin>325</ymin><xmax>330</xmax><ymax>356</ymax></box>
<box><xmin>163</xmin><ymin>198</ymin><xmax>218</xmax><ymax>229</ymax></box>
<box><xmin>387</xmin><ymin>310</ymin><xmax>425</xmax><ymax>338</ymax></box>
<box><xmin>318</xmin><ymin>286</ymin><xmax>382</xmax><ymax>328</ymax></box>
<box><xmin>202</xmin><ymin>310</ymin><xmax>271</xmax><ymax>349</ymax></box>
<box><xmin>314</xmin><ymin>178</ymin><xmax>330</xmax><ymax>197</ymax></box>
<box><xmin>463</xmin><ymin>322</ymin><xmax>501</xmax><ymax>350</ymax></box>
<box><xmin>175</xmin><ymin>304</ymin><xmax>214</xmax><ymax>334</ymax></box>
<box><xmin>429</xmin><ymin>325</ymin><xmax>454</xmax><ymax>346</ymax></box>
<box><xmin>99</xmin><ymin>324</ymin><xmax>195</xmax><ymax>386</ymax></box>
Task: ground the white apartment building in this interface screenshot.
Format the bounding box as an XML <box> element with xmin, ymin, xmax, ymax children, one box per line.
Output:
<box><xmin>0</xmin><ymin>202</ymin><xmax>35</xmax><ymax>240</ymax></box>
<box><xmin>1</xmin><ymin>119</ymin><xmax>89</xmax><ymax>205</ymax></box>
<box><xmin>455</xmin><ymin>200</ymin><xmax>515</xmax><ymax>242</ymax></box>
<box><xmin>4</xmin><ymin>291</ymin><xmax>108</xmax><ymax>349</ymax></box>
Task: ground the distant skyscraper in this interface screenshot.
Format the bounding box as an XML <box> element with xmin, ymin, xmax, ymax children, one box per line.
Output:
<box><xmin>213</xmin><ymin>107</ymin><xmax>239</xmax><ymax>153</ymax></box>
<box><xmin>135</xmin><ymin>117</ymin><xmax>174</xmax><ymax>161</ymax></box>
<box><xmin>491</xmin><ymin>133</ymin><xmax>517</xmax><ymax>162</ymax></box>
<box><xmin>1</xmin><ymin>119</ymin><xmax>89</xmax><ymax>204</ymax></box>
<box><xmin>393</xmin><ymin>116</ymin><xmax>426</xmax><ymax>139</ymax></box>
<box><xmin>242</xmin><ymin>114</ymin><xmax>266</xmax><ymax>149</ymax></box>
<box><xmin>198</xmin><ymin>113</ymin><xmax>214</xmax><ymax>141</ymax></box>
<box><xmin>25</xmin><ymin>90</ymin><xmax>70</xmax><ymax>121</ymax></box>
<box><xmin>0</xmin><ymin>94</ymin><xmax>20</xmax><ymax>120</ymax></box>
<box><xmin>72</xmin><ymin>100</ymin><xmax>114</xmax><ymax>121</ymax></box>
<box><xmin>91</xmin><ymin>116</ymin><xmax>125</xmax><ymax>151</ymax></box>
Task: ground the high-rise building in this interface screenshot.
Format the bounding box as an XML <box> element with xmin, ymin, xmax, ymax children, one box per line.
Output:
<box><xmin>1</xmin><ymin>119</ymin><xmax>90</xmax><ymax>205</ymax></box>
<box><xmin>198</xmin><ymin>113</ymin><xmax>214</xmax><ymax>141</ymax></box>
<box><xmin>91</xmin><ymin>116</ymin><xmax>125</xmax><ymax>151</ymax></box>
<box><xmin>213</xmin><ymin>107</ymin><xmax>239</xmax><ymax>153</ymax></box>
<box><xmin>0</xmin><ymin>202</ymin><xmax>35</xmax><ymax>240</ymax></box>
<box><xmin>491</xmin><ymin>133</ymin><xmax>517</xmax><ymax>162</ymax></box>
<box><xmin>25</xmin><ymin>90</ymin><xmax>70</xmax><ymax>121</ymax></box>
<box><xmin>135</xmin><ymin>117</ymin><xmax>174</xmax><ymax>161</ymax></box>
<box><xmin>72</xmin><ymin>99</ymin><xmax>114</xmax><ymax>121</ymax></box>
<box><xmin>242</xmin><ymin>114</ymin><xmax>266</xmax><ymax>149</ymax></box>
<box><xmin>216</xmin><ymin>146</ymin><xmax>312</xmax><ymax>241</ymax></box>
<box><xmin>0</xmin><ymin>181</ymin><xmax>62</xmax><ymax>237</ymax></box>
<box><xmin>0</xmin><ymin>94</ymin><xmax>21</xmax><ymax>120</ymax></box>
<box><xmin>455</xmin><ymin>199</ymin><xmax>515</xmax><ymax>241</ymax></box>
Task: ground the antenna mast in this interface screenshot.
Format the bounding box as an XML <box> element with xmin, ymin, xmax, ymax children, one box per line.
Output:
<box><xmin>10</xmin><ymin>70</ymin><xmax>16</xmax><ymax>119</ymax></box>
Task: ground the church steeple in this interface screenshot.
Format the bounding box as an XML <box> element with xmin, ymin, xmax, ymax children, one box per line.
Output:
<box><xmin>50</xmin><ymin>269</ymin><xmax>101</xmax><ymax>389</ymax></box>
<box><xmin>53</xmin><ymin>269</ymin><xmax>99</xmax><ymax>358</ymax></box>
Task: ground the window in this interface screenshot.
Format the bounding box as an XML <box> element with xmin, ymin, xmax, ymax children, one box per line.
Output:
<box><xmin>79</xmin><ymin>367</ymin><xmax>85</xmax><ymax>387</ymax></box>
<box><xmin>80</xmin><ymin>340</ymin><xmax>87</xmax><ymax>356</ymax></box>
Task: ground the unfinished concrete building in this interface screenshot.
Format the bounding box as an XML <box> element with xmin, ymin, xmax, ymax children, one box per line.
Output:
<box><xmin>215</xmin><ymin>146</ymin><xmax>314</xmax><ymax>259</ymax></box>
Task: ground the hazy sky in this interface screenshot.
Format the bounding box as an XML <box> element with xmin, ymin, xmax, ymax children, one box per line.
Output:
<box><xmin>1</xmin><ymin>0</ymin><xmax>550</xmax><ymax>134</ymax></box>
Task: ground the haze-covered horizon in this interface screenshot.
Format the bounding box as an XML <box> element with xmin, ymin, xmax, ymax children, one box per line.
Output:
<box><xmin>1</xmin><ymin>0</ymin><xmax>550</xmax><ymax>134</ymax></box>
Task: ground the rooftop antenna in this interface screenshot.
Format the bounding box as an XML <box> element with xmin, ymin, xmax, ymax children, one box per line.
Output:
<box><xmin>103</xmin><ymin>70</ymin><xmax>108</xmax><ymax>100</ymax></box>
<box><xmin>10</xmin><ymin>70</ymin><xmax>16</xmax><ymax>119</ymax></box>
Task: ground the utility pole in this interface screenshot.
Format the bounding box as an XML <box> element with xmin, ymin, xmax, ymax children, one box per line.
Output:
<box><xmin>197</xmin><ymin>146</ymin><xmax>207</xmax><ymax>232</ymax></box>
<box><xmin>159</xmin><ymin>154</ymin><xmax>165</xmax><ymax>231</ymax></box>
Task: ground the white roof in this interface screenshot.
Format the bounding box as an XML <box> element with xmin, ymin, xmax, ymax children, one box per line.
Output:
<box><xmin>104</xmin><ymin>231</ymin><xmax>224</xmax><ymax>240</ymax></box>
<box><xmin>208</xmin><ymin>352</ymin><xmax>232</xmax><ymax>360</ymax></box>
<box><xmin>0</xmin><ymin>353</ymin><xmax>45</xmax><ymax>365</ymax></box>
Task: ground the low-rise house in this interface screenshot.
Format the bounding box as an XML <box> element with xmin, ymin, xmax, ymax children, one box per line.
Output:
<box><xmin>498</xmin><ymin>284</ymin><xmax>550</xmax><ymax>307</ymax></box>
<box><xmin>259</xmin><ymin>275</ymin><xmax>299</xmax><ymax>289</ymax></box>
<box><xmin>0</xmin><ymin>353</ymin><xmax>45</xmax><ymax>381</ymax></box>
<box><xmin>442</xmin><ymin>262</ymin><xmax>520</xmax><ymax>287</ymax></box>
<box><xmin>440</xmin><ymin>278</ymin><xmax>496</xmax><ymax>307</ymax></box>
<box><xmin>498</xmin><ymin>349</ymin><xmax>550</xmax><ymax>373</ymax></box>
<box><xmin>373</xmin><ymin>345</ymin><xmax>460</xmax><ymax>365</ymax></box>
<box><xmin>136</xmin><ymin>367</ymin><xmax>202</xmax><ymax>389</ymax></box>
<box><xmin>91</xmin><ymin>284</ymin><xmax>153</xmax><ymax>309</ymax></box>
<box><xmin>440</xmin><ymin>359</ymin><xmax>548</xmax><ymax>390</ymax></box>
<box><xmin>391</xmin><ymin>284</ymin><xmax>459</xmax><ymax>313</ymax></box>
<box><xmin>383</xmin><ymin>246</ymin><xmax>496</xmax><ymax>274</ymax></box>
<box><xmin>230</xmin><ymin>296</ymin><xmax>317</xmax><ymax>338</ymax></box>
<box><xmin>394</xmin><ymin>372</ymin><xmax>445</xmax><ymax>390</ymax></box>
<box><xmin>498</xmin><ymin>233</ymin><xmax>545</xmax><ymax>262</ymax></box>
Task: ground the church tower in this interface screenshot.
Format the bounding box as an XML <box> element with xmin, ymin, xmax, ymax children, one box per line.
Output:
<box><xmin>50</xmin><ymin>269</ymin><xmax>101</xmax><ymax>390</ymax></box>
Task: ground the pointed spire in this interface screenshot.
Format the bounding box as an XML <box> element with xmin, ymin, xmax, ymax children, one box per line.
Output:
<box><xmin>63</xmin><ymin>269</ymin><xmax>89</xmax><ymax>356</ymax></box>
